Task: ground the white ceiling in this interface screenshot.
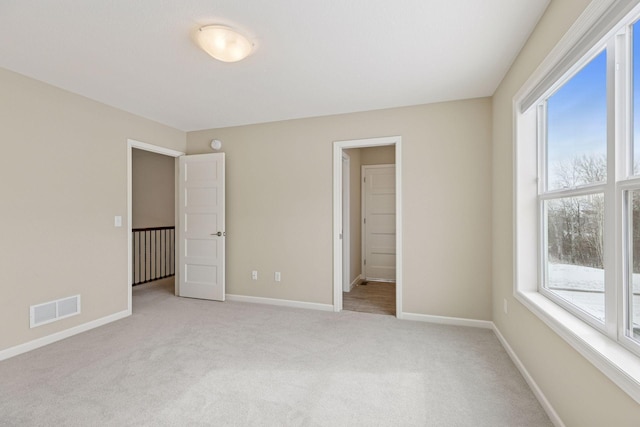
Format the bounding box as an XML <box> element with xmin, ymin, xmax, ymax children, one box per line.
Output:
<box><xmin>0</xmin><ymin>0</ymin><xmax>550</xmax><ymax>132</ymax></box>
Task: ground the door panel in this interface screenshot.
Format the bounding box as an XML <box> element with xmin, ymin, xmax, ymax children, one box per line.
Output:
<box><xmin>186</xmin><ymin>213</ymin><xmax>219</xmax><ymax>234</ymax></box>
<box><xmin>186</xmin><ymin>188</ymin><xmax>218</xmax><ymax>207</ymax></box>
<box><xmin>178</xmin><ymin>153</ymin><xmax>225</xmax><ymax>301</ymax></box>
<box><xmin>363</xmin><ymin>165</ymin><xmax>396</xmax><ymax>282</ymax></box>
<box><xmin>186</xmin><ymin>239</ymin><xmax>217</xmax><ymax>258</ymax></box>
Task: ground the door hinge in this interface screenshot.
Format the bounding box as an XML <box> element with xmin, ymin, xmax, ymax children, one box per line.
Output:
<box><xmin>364</xmin><ymin>218</ymin><xmax>366</xmax><ymax>224</ymax></box>
<box><xmin>364</xmin><ymin>177</ymin><xmax>366</xmax><ymax>183</ymax></box>
<box><xmin>364</xmin><ymin>259</ymin><xmax>366</xmax><ymax>266</ymax></box>
<box><xmin>339</xmin><ymin>233</ymin><xmax>343</xmax><ymax>240</ymax></box>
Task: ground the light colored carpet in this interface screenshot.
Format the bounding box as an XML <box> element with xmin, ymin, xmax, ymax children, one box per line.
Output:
<box><xmin>0</xmin><ymin>279</ymin><xmax>551</xmax><ymax>426</ymax></box>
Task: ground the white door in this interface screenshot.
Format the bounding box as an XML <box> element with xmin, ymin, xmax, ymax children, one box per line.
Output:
<box><xmin>362</xmin><ymin>164</ymin><xmax>396</xmax><ymax>281</ymax></box>
<box><xmin>177</xmin><ymin>153</ymin><xmax>225</xmax><ymax>300</ymax></box>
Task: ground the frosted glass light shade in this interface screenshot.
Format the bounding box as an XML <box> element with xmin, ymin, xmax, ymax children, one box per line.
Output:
<box><xmin>197</xmin><ymin>25</ymin><xmax>253</xmax><ymax>63</ymax></box>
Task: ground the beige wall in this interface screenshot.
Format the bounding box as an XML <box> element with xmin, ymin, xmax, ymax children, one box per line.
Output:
<box><xmin>492</xmin><ymin>0</ymin><xmax>640</xmax><ymax>424</ymax></box>
<box><xmin>0</xmin><ymin>67</ymin><xmax>185</xmax><ymax>351</ymax></box>
<box><xmin>361</xmin><ymin>145</ymin><xmax>395</xmax><ymax>165</ymax></box>
<box><xmin>132</xmin><ymin>149</ymin><xmax>175</xmax><ymax>228</ymax></box>
<box><xmin>187</xmin><ymin>98</ymin><xmax>492</xmax><ymax>320</ymax></box>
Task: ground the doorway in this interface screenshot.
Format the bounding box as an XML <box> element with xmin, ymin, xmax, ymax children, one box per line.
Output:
<box><xmin>333</xmin><ymin>136</ymin><xmax>402</xmax><ymax>317</ymax></box>
<box><xmin>344</xmin><ymin>152</ymin><xmax>396</xmax><ymax>315</ymax></box>
<box><xmin>127</xmin><ymin>139</ymin><xmax>184</xmax><ymax>313</ymax></box>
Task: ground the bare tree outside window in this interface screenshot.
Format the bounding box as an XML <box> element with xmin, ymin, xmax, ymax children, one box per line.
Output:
<box><xmin>545</xmin><ymin>155</ymin><xmax>605</xmax><ymax>321</ymax></box>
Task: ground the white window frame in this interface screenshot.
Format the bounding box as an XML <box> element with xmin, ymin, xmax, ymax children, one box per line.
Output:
<box><xmin>514</xmin><ymin>0</ymin><xmax>640</xmax><ymax>404</ymax></box>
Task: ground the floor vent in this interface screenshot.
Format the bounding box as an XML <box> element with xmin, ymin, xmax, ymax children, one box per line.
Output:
<box><xmin>30</xmin><ymin>295</ymin><xmax>81</xmax><ymax>328</ymax></box>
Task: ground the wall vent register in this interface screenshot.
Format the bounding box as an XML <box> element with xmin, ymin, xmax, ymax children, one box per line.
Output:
<box><xmin>30</xmin><ymin>295</ymin><xmax>81</xmax><ymax>328</ymax></box>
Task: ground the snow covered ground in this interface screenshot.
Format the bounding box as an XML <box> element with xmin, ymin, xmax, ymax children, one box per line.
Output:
<box><xmin>548</xmin><ymin>263</ymin><xmax>639</xmax><ymax>329</ymax></box>
<box><xmin>548</xmin><ymin>263</ymin><xmax>640</xmax><ymax>292</ymax></box>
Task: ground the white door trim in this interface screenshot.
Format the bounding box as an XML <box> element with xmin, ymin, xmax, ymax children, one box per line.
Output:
<box><xmin>342</xmin><ymin>152</ymin><xmax>351</xmax><ymax>292</ymax></box>
<box><xmin>127</xmin><ymin>139</ymin><xmax>184</xmax><ymax>313</ymax></box>
<box><xmin>332</xmin><ymin>136</ymin><xmax>403</xmax><ymax>317</ymax></box>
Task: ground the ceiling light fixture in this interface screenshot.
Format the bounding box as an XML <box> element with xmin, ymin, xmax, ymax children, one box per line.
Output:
<box><xmin>197</xmin><ymin>25</ymin><xmax>253</xmax><ymax>63</ymax></box>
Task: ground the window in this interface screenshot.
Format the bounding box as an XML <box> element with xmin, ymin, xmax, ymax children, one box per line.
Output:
<box><xmin>515</xmin><ymin>0</ymin><xmax>640</xmax><ymax>405</ymax></box>
<box><xmin>545</xmin><ymin>51</ymin><xmax>607</xmax><ymax>191</ymax></box>
<box><xmin>540</xmin><ymin>51</ymin><xmax>608</xmax><ymax>328</ymax></box>
<box><xmin>534</xmin><ymin>8</ymin><xmax>640</xmax><ymax>351</ymax></box>
<box><xmin>543</xmin><ymin>194</ymin><xmax>605</xmax><ymax>322</ymax></box>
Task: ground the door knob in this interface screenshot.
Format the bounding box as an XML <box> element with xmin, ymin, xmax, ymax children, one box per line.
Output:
<box><xmin>211</xmin><ymin>231</ymin><xmax>222</xmax><ymax>236</ymax></box>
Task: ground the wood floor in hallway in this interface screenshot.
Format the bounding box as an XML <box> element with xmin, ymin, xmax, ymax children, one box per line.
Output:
<box><xmin>343</xmin><ymin>281</ymin><xmax>395</xmax><ymax>316</ymax></box>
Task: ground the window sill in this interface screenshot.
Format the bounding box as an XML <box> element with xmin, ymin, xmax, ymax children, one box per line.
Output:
<box><xmin>515</xmin><ymin>290</ymin><xmax>640</xmax><ymax>404</ymax></box>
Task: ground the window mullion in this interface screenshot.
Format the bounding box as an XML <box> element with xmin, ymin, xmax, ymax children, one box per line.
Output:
<box><xmin>618</xmin><ymin>22</ymin><xmax>640</xmax><ymax>352</ymax></box>
<box><xmin>605</xmin><ymin>35</ymin><xmax>621</xmax><ymax>338</ymax></box>
<box><xmin>615</xmin><ymin>27</ymin><xmax>632</xmax><ymax>342</ymax></box>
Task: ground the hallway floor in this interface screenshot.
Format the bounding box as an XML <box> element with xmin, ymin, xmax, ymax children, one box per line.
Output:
<box><xmin>343</xmin><ymin>281</ymin><xmax>395</xmax><ymax>316</ymax></box>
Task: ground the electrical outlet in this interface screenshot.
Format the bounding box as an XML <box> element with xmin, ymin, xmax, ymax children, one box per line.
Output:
<box><xmin>503</xmin><ymin>298</ymin><xmax>508</xmax><ymax>315</ymax></box>
<box><xmin>275</xmin><ymin>272</ymin><xmax>281</xmax><ymax>282</ymax></box>
<box><xmin>252</xmin><ymin>270</ymin><xmax>258</xmax><ymax>280</ymax></box>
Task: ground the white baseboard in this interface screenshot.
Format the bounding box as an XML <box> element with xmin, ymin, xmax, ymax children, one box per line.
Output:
<box><xmin>226</xmin><ymin>294</ymin><xmax>334</xmax><ymax>312</ymax></box>
<box><xmin>400</xmin><ymin>311</ymin><xmax>493</xmax><ymax>329</ymax></box>
<box><xmin>0</xmin><ymin>309</ymin><xmax>131</xmax><ymax>362</ymax></box>
<box><xmin>493</xmin><ymin>325</ymin><xmax>565</xmax><ymax>427</ymax></box>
